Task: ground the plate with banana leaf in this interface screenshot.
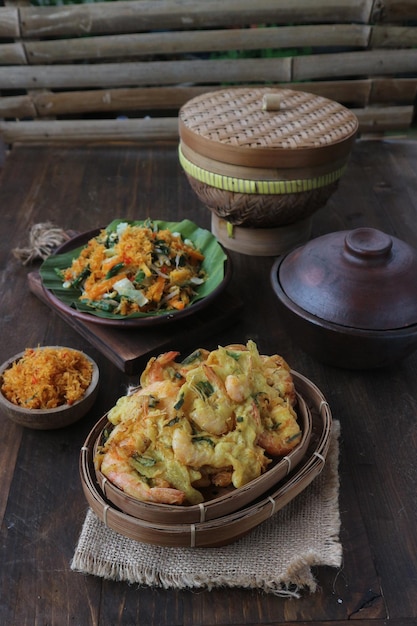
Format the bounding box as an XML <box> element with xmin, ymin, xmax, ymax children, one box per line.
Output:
<box><xmin>39</xmin><ymin>219</ymin><xmax>231</xmax><ymax>328</ymax></box>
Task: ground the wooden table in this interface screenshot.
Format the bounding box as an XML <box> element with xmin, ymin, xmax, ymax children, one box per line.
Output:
<box><xmin>0</xmin><ymin>139</ymin><xmax>416</xmax><ymax>626</ymax></box>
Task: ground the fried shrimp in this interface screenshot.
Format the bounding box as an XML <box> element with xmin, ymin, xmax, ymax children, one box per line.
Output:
<box><xmin>107</xmin><ymin>379</ymin><xmax>180</xmax><ymax>427</ymax></box>
<box><xmin>139</xmin><ymin>351</ymin><xmax>181</xmax><ymax>386</ymax></box>
<box><xmin>172</xmin><ymin>398</ymin><xmax>267</xmax><ymax>489</ymax></box>
<box><xmin>171</xmin><ymin>426</ymin><xmax>216</xmax><ymax>467</ymax></box>
<box><xmin>100</xmin><ymin>443</ymin><xmax>186</xmax><ymax>505</ymax></box>
<box><xmin>182</xmin><ymin>364</ymin><xmax>235</xmax><ymax>435</ymax></box>
<box><xmin>260</xmin><ymin>354</ymin><xmax>296</xmax><ymax>406</ymax></box>
<box><xmin>96</xmin><ymin>340</ymin><xmax>302</xmax><ymax>505</ymax></box>
<box><xmin>224</xmin><ymin>374</ymin><xmax>249</xmax><ymax>403</ymax></box>
<box><xmin>257</xmin><ymin>402</ymin><xmax>301</xmax><ymax>456</ymax></box>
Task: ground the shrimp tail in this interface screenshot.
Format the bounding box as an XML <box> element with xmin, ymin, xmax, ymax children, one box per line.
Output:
<box><xmin>140</xmin><ymin>350</ymin><xmax>181</xmax><ymax>385</ymax></box>
<box><xmin>104</xmin><ymin>467</ymin><xmax>186</xmax><ymax>504</ymax></box>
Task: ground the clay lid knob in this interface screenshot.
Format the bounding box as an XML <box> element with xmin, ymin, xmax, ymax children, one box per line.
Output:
<box><xmin>344</xmin><ymin>227</ymin><xmax>392</xmax><ymax>264</ymax></box>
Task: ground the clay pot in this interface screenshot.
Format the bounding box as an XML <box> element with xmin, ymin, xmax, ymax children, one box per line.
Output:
<box><xmin>270</xmin><ymin>227</ymin><xmax>417</xmax><ymax>369</ymax></box>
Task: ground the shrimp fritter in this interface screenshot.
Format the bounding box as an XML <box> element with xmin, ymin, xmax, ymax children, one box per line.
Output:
<box><xmin>95</xmin><ymin>340</ymin><xmax>301</xmax><ymax>505</ymax></box>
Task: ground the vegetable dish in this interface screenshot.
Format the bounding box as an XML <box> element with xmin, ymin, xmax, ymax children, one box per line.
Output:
<box><xmin>58</xmin><ymin>220</ymin><xmax>206</xmax><ymax>316</ymax></box>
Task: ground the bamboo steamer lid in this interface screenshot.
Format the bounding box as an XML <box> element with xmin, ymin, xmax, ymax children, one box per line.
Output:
<box><xmin>179</xmin><ymin>87</ymin><xmax>358</xmax><ymax>170</ymax></box>
<box><xmin>178</xmin><ymin>87</ymin><xmax>358</xmax><ymax>241</ymax></box>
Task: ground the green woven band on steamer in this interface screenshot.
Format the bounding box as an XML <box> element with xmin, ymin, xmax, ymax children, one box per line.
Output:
<box><xmin>179</xmin><ymin>145</ymin><xmax>346</xmax><ymax>195</ymax></box>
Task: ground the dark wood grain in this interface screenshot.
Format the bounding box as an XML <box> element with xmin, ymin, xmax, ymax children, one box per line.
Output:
<box><xmin>27</xmin><ymin>271</ymin><xmax>243</xmax><ymax>375</ymax></box>
<box><xmin>0</xmin><ymin>139</ymin><xmax>416</xmax><ymax>625</ymax></box>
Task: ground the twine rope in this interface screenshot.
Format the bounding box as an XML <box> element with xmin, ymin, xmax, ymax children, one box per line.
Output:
<box><xmin>12</xmin><ymin>222</ymin><xmax>71</xmax><ymax>265</ymax></box>
<box><xmin>103</xmin><ymin>505</ymin><xmax>110</xmax><ymax>528</ymax></box>
<box><xmin>198</xmin><ymin>503</ymin><xmax>206</xmax><ymax>523</ymax></box>
<box><xmin>282</xmin><ymin>455</ymin><xmax>292</xmax><ymax>475</ymax></box>
<box><xmin>190</xmin><ymin>524</ymin><xmax>196</xmax><ymax>548</ymax></box>
<box><xmin>268</xmin><ymin>495</ymin><xmax>276</xmax><ymax>517</ymax></box>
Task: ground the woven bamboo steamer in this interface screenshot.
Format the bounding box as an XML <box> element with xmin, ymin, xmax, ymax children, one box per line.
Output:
<box><xmin>93</xmin><ymin>391</ymin><xmax>311</xmax><ymax>524</ymax></box>
<box><xmin>178</xmin><ymin>87</ymin><xmax>358</xmax><ymax>253</ymax></box>
<box><xmin>79</xmin><ymin>370</ymin><xmax>333</xmax><ymax>548</ymax></box>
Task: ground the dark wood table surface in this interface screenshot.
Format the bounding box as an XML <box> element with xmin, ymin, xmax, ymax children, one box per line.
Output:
<box><xmin>0</xmin><ymin>139</ymin><xmax>416</xmax><ymax>626</ymax></box>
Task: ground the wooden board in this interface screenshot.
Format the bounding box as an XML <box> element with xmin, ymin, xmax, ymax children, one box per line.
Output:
<box><xmin>28</xmin><ymin>271</ymin><xmax>243</xmax><ymax>376</ymax></box>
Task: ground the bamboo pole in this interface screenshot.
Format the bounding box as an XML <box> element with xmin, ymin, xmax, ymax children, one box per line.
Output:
<box><xmin>370</xmin><ymin>25</ymin><xmax>417</xmax><ymax>48</ymax></box>
<box><xmin>0</xmin><ymin>94</ymin><xmax>36</xmax><ymax>118</ymax></box>
<box><xmin>22</xmin><ymin>24</ymin><xmax>371</xmax><ymax>65</ymax></box>
<box><xmin>294</xmin><ymin>49</ymin><xmax>417</xmax><ymax>81</ymax></box>
<box><xmin>378</xmin><ymin>0</ymin><xmax>417</xmax><ymax>22</ymax></box>
<box><xmin>6</xmin><ymin>22</ymin><xmax>417</xmax><ymax>67</ymax></box>
<box><xmin>18</xmin><ymin>0</ymin><xmax>374</xmax><ymax>38</ymax></box>
<box><xmin>0</xmin><ymin>81</ymin><xmax>375</xmax><ymax>119</ymax></box>
<box><xmin>353</xmin><ymin>105</ymin><xmax>414</xmax><ymax>132</ymax></box>
<box><xmin>0</xmin><ymin>58</ymin><xmax>293</xmax><ymax>90</ymax></box>
<box><xmin>0</xmin><ymin>105</ymin><xmax>412</xmax><ymax>145</ymax></box>
<box><xmin>2</xmin><ymin>79</ymin><xmax>415</xmax><ymax>121</ymax></box>
<box><xmin>2</xmin><ymin>49</ymin><xmax>416</xmax><ymax>92</ymax></box>
<box><xmin>0</xmin><ymin>118</ymin><xmax>179</xmax><ymax>144</ymax></box>
<box><xmin>0</xmin><ymin>6</ymin><xmax>19</xmax><ymax>38</ymax></box>
<box><xmin>0</xmin><ymin>42</ymin><xmax>27</xmax><ymax>65</ymax></box>
<box><xmin>3</xmin><ymin>22</ymin><xmax>415</xmax><ymax>67</ymax></box>
<box><xmin>31</xmin><ymin>86</ymin><xmax>221</xmax><ymax>117</ymax></box>
<box><xmin>370</xmin><ymin>78</ymin><xmax>417</xmax><ymax>103</ymax></box>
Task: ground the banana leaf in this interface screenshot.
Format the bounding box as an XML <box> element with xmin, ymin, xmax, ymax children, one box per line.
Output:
<box><xmin>39</xmin><ymin>219</ymin><xmax>227</xmax><ymax>320</ymax></box>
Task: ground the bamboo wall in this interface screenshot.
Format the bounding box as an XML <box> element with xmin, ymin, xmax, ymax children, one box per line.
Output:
<box><xmin>0</xmin><ymin>0</ymin><xmax>416</xmax><ymax>144</ymax></box>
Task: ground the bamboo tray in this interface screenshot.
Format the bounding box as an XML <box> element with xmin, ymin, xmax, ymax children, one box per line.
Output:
<box><xmin>79</xmin><ymin>370</ymin><xmax>333</xmax><ymax>547</ymax></box>
<box><xmin>92</xmin><ymin>391</ymin><xmax>311</xmax><ymax>524</ymax></box>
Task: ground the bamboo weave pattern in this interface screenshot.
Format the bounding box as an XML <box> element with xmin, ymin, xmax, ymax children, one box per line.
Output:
<box><xmin>179</xmin><ymin>146</ymin><xmax>346</xmax><ymax>194</ymax></box>
<box><xmin>179</xmin><ymin>88</ymin><xmax>358</xmax><ymax>153</ymax></box>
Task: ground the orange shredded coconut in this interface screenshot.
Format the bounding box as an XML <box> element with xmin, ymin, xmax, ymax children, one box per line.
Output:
<box><xmin>1</xmin><ymin>347</ymin><xmax>93</xmax><ymax>409</ymax></box>
<box><xmin>61</xmin><ymin>223</ymin><xmax>206</xmax><ymax>316</ymax></box>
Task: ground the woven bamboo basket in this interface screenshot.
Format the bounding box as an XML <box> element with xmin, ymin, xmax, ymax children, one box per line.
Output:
<box><xmin>179</xmin><ymin>87</ymin><xmax>358</xmax><ymax>255</ymax></box>
<box><xmin>92</xmin><ymin>391</ymin><xmax>311</xmax><ymax>524</ymax></box>
<box><xmin>79</xmin><ymin>370</ymin><xmax>333</xmax><ymax>547</ymax></box>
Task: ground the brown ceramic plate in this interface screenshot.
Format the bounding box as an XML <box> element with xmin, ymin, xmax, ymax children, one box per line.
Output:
<box><xmin>39</xmin><ymin>220</ymin><xmax>231</xmax><ymax>328</ymax></box>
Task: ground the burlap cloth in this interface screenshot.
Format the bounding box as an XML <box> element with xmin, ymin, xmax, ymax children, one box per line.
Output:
<box><xmin>71</xmin><ymin>421</ymin><xmax>341</xmax><ymax>597</ymax></box>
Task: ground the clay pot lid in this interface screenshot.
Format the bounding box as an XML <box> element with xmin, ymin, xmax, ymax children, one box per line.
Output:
<box><xmin>178</xmin><ymin>87</ymin><xmax>358</xmax><ymax>170</ymax></box>
<box><xmin>278</xmin><ymin>227</ymin><xmax>417</xmax><ymax>330</ymax></box>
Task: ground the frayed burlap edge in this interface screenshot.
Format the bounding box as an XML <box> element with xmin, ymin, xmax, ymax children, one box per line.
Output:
<box><xmin>71</xmin><ymin>421</ymin><xmax>341</xmax><ymax>597</ymax></box>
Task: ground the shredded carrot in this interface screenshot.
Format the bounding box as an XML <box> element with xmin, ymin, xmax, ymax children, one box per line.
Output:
<box><xmin>60</xmin><ymin>222</ymin><xmax>206</xmax><ymax>316</ymax></box>
<box><xmin>83</xmin><ymin>272</ymin><xmax>129</xmax><ymax>301</ymax></box>
<box><xmin>1</xmin><ymin>347</ymin><xmax>93</xmax><ymax>409</ymax></box>
<box><xmin>146</xmin><ymin>275</ymin><xmax>166</xmax><ymax>303</ymax></box>
<box><xmin>170</xmin><ymin>299</ymin><xmax>186</xmax><ymax>310</ymax></box>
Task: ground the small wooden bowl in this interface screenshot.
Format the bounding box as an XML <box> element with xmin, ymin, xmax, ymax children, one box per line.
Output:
<box><xmin>0</xmin><ymin>347</ymin><xmax>99</xmax><ymax>429</ymax></box>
